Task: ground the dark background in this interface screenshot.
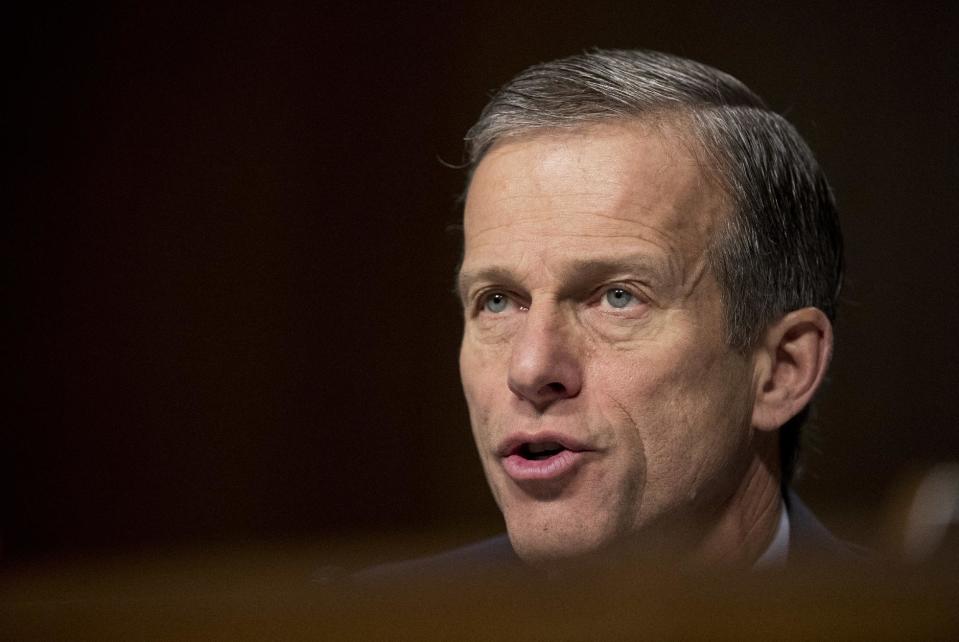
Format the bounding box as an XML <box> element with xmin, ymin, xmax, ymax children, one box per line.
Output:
<box><xmin>7</xmin><ymin>3</ymin><xmax>958</xmax><ymax>562</ymax></box>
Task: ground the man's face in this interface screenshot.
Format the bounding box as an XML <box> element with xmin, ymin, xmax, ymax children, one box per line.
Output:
<box><xmin>458</xmin><ymin>121</ymin><xmax>760</xmax><ymax>564</ymax></box>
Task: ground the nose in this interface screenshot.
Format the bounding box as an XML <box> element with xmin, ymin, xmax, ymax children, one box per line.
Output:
<box><xmin>507</xmin><ymin>304</ymin><xmax>582</xmax><ymax>412</ymax></box>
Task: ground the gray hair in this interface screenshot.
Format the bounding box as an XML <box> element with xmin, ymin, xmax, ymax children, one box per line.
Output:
<box><xmin>464</xmin><ymin>49</ymin><xmax>844</xmax><ymax>487</ymax></box>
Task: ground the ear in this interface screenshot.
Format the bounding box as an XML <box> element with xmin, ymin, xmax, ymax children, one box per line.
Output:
<box><xmin>751</xmin><ymin>307</ymin><xmax>834</xmax><ymax>431</ymax></box>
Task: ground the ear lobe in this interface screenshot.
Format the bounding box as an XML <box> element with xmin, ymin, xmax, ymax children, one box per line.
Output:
<box><xmin>751</xmin><ymin>307</ymin><xmax>833</xmax><ymax>431</ymax></box>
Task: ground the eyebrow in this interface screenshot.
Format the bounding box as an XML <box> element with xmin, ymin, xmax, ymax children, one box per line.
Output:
<box><xmin>456</xmin><ymin>254</ymin><xmax>674</xmax><ymax>302</ymax></box>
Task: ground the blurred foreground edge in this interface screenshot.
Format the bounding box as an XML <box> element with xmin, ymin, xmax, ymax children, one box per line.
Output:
<box><xmin>4</xmin><ymin>463</ymin><xmax>959</xmax><ymax>639</ymax></box>
<box><xmin>2</xmin><ymin>544</ymin><xmax>957</xmax><ymax>640</ymax></box>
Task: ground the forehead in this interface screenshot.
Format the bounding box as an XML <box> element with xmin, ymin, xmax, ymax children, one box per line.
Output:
<box><xmin>462</xmin><ymin>120</ymin><xmax>728</xmax><ymax>280</ymax></box>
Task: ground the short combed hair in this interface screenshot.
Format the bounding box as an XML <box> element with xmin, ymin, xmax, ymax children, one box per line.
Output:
<box><xmin>464</xmin><ymin>49</ymin><xmax>844</xmax><ymax>488</ymax></box>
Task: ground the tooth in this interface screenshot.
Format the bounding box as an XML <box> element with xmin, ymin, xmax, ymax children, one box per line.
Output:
<box><xmin>528</xmin><ymin>442</ymin><xmax>561</xmax><ymax>454</ymax></box>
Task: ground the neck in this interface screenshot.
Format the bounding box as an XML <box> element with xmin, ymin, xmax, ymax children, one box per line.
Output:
<box><xmin>690</xmin><ymin>431</ymin><xmax>783</xmax><ymax>567</ymax></box>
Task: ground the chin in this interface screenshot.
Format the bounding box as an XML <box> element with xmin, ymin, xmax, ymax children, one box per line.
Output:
<box><xmin>499</xmin><ymin>493</ymin><xmax>699</xmax><ymax>568</ymax></box>
<box><xmin>502</xmin><ymin>506</ymin><xmax>621</xmax><ymax>566</ymax></box>
<box><xmin>509</xmin><ymin>534</ymin><xmax>604</xmax><ymax>567</ymax></box>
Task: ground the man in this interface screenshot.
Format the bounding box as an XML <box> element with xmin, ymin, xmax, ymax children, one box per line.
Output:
<box><xmin>364</xmin><ymin>49</ymin><xmax>848</xmax><ymax>579</ymax></box>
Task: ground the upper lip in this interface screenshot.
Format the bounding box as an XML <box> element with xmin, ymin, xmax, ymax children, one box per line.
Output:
<box><xmin>495</xmin><ymin>431</ymin><xmax>592</xmax><ymax>457</ymax></box>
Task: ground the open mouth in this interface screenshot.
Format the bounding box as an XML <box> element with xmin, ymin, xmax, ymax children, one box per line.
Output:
<box><xmin>518</xmin><ymin>441</ymin><xmax>567</xmax><ymax>460</ymax></box>
<box><xmin>499</xmin><ymin>434</ymin><xmax>589</xmax><ymax>482</ymax></box>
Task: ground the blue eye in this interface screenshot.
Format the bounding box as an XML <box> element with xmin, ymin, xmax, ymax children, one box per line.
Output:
<box><xmin>484</xmin><ymin>293</ymin><xmax>509</xmax><ymax>313</ymax></box>
<box><xmin>605</xmin><ymin>288</ymin><xmax>633</xmax><ymax>309</ymax></box>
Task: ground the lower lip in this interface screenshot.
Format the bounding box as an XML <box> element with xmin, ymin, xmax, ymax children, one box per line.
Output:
<box><xmin>501</xmin><ymin>450</ymin><xmax>586</xmax><ymax>481</ymax></box>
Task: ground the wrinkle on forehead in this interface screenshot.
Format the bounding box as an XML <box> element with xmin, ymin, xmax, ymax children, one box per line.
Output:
<box><xmin>462</xmin><ymin>120</ymin><xmax>726</xmax><ymax>298</ymax></box>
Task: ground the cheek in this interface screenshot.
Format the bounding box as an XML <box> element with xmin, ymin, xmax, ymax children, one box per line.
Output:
<box><xmin>459</xmin><ymin>341</ymin><xmax>503</xmax><ymax>429</ymax></box>
<box><xmin>592</xmin><ymin>346</ymin><xmax>752</xmax><ymax>500</ymax></box>
<box><xmin>656</xmin><ymin>360</ymin><xmax>753</xmax><ymax>499</ymax></box>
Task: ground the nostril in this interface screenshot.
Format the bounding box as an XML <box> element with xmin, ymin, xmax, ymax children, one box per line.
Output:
<box><xmin>546</xmin><ymin>382</ymin><xmax>565</xmax><ymax>393</ymax></box>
